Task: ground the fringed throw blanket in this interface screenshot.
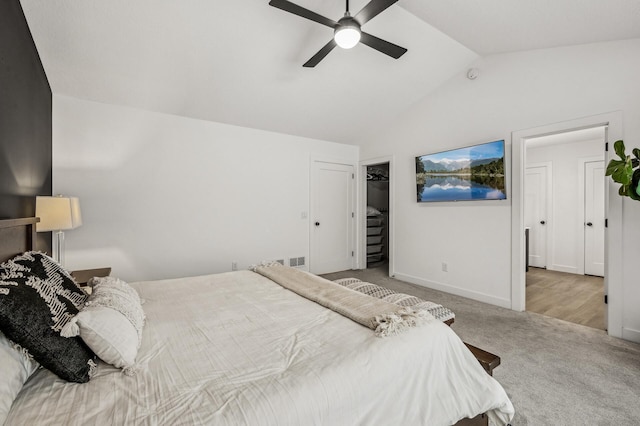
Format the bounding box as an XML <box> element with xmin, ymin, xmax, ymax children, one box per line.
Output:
<box><xmin>251</xmin><ymin>263</ymin><xmax>434</xmax><ymax>337</ymax></box>
<box><xmin>332</xmin><ymin>278</ymin><xmax>455</xmax><ymax>324</ymax></box>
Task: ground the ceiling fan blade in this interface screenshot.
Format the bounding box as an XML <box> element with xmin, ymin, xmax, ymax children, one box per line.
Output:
<box><xmin>354</xmin><ymin>0</ymin><xmax>398</xmax><ymax>25</ymax></box>
<box><xmin>303</xmin><ymin>39</ymin><xmax>337</xmax><ymax>67</ymax></box>
<box><xmin>269</xmin><ymin>0</ymin><xmax>337</xmax><ymax>29</ymax></box>
<box><xmin>359</xmin><ymin>31</ymin><xmax>407</xmax><ymax>59</ymax></box>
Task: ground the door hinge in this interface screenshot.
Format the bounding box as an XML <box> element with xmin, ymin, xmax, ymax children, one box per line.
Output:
<box><xmin>352</xmin><ymin>173</ymin><xmax>355</xmax><ymax>179</ymax></box>
<box><xmin>605</xmin><ymin>218</ymin><xmax>608</xmax><ymax>228</ymax></box>
<box><xmin>605</xmin><ymin>142</ymin><xmax>608</xmax><ymax>152</ymax></box>
<box><xmin>351</xmin><ymin>251</ymin><xmax>354</xmax><ymax>257</ymax></box>
<box><xmin>604</xmin><ymin>295</ymin><xmax>608</xmax><ymax>304</ymax></box>
<box><xmin>351</xmin><ymin>212</ymin><xmax>354</xmax><ymax>218</ymax></box>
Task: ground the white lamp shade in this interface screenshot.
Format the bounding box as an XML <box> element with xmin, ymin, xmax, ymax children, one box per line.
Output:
<box><xmin>35</xmin><ymin>196</ymin><xmax>82</xmax><ymax>232</ymax></box>
<box><xmin>334</xmin><ymin>26</ymin><xmax>361</xmax><ymax>49</ymax></box>
<box><xmin>69</xmin><ymin>197</ymin><xmax>83</xmax><ymax>228</ymax></box>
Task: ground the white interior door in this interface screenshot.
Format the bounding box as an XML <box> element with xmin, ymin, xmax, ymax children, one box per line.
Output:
<box><xmin>584</xmin><ymin>160</ymin><xmax>605</xmax><ymax>276</ymax></box>
<box><xmin>525</xmin><ymin>166</ymin><xmax>548</xmax><ymax>268</ymax></box>
<box><xmin>310</xmin><ymin>161</ymin><xmax>354</xmax><ymax>274</ymax></box>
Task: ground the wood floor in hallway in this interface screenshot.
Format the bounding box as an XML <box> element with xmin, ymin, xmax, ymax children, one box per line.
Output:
<box><xmin>526</xmin><ymin>267</ymin><xmax>605</xmax><ymax>330</ymax></box>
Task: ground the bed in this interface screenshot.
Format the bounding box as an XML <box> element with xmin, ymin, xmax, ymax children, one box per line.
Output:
<box><xmin>0</xmin><ymin>217</ymin><xmax>514</xmax><ymax>425</ymax></box>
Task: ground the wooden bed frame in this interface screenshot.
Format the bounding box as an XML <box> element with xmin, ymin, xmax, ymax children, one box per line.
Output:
<box><xmin>0</xmin><ymin>217</ymin><xmax>39</xmax><ymax>263</ymax></box>
<box><xmin>0</xmin><ymin>217</ymin><xmax>500</xmax><ymax>426</ymax></box>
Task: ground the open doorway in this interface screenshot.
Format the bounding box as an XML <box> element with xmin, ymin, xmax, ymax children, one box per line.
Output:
<box><xmin>365</xmin><ymin>162</ymin><xmax>389</xmax><ymax>274</ymax></box>
<box><xmin>524</xmin><ymin>127</ymin><xmax>606</xmax><ymax>330</ymax></box>
<box><xmin>511</xmin><ymin>112</ymin><xmax>623</xmax><ymax>339</ymax></box>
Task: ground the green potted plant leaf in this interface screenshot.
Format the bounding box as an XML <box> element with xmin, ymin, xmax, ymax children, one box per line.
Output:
<box><xmin>606</xmin><ymin>140</ymin><xmax>640</xmax><ymax>201</ymax></box>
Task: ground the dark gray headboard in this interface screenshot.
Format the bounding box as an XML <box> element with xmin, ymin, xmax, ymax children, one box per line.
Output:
<box><xmin>0</xmin><ymin>217</ymin><xmax>38</xmax><ymax>263</ymax></box>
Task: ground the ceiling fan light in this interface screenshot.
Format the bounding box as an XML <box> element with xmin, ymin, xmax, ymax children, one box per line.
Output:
<box><xmin>334</xmin><ymin>24</ymin><xmax>361</xmax><ymax>49</ymax></box>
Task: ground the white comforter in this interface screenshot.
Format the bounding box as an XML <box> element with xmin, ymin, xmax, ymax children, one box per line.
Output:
<box><xmin>7</xmin><ymin>271</ymin><xmax>514</xmax><ymax>425</ymax></box>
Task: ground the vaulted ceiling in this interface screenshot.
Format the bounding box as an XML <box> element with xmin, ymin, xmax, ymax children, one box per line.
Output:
<box><xmin>21</xmin><ymin>0</ymin><xmax>640</xmax><ymax>144</ymax></box>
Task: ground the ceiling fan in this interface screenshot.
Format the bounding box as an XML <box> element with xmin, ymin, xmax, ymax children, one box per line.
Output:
<box><xmin>269</xmin><ymin>0</ymin><xmax>407</xmax><ymax>67</ymax></box>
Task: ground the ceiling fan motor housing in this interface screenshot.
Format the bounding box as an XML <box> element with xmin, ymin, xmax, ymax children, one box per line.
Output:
<box><xmin>334</xmin><ymin>16</ymin><xmax>361</xmax><ymax>49</ymax></box>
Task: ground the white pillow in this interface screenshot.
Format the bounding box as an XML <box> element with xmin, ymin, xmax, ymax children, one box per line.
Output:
<box><xmin>0</xmin><ymin>331</ymin><xmax>39</xmax><ymax>423</ymax></box>
<box><xmin>68</xmin><ymin>306</ymin><xmax>139</xmax><ymax>370</ymax></box>
<box><xmin>61</xmin><ymin>277</ymin><xmax>145</xmax><ymax>375</ymax></box>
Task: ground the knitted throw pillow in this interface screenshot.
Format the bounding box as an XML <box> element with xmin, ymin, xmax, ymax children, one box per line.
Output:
<box><xmin>0</xmin><ymin>252</ymin><xmax>96</xmax><ymax>383</ymax></box>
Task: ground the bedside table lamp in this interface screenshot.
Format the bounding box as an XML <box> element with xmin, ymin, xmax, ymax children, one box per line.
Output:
<box><xmin>35</xmin><ymin>196</ymin><xmax>82</xmax><ymax>266</ymax></box>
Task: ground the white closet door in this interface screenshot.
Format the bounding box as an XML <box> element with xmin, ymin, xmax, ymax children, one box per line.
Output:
<box><xmin>525</xmin><ymin>166</ymin><xmax>549</xmax><ymax>268</ymax></box>
<box><xmin>310</xmin><ymin>161</ymin><xmax>355</xmax><ymax>274</ymax></box>
<box><xmin>584</xmin><ymin>161</ymin><xmax>605</xmax><ymax>277</ymax></box>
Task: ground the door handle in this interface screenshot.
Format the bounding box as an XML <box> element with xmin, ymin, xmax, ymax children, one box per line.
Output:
<box><xmin>315</xmin><ymin>222</ymin><xmax>320</xmax><ymax>227</ymax></box>
<box><xmin>586</xmin><ymin>222</ymin><xmax>593</xmax><ymax>227</ymax></box>
<box><xmin>540</xmin><ymin>220</ymin><xmax>546</xmax><ymax>225</ymax></box>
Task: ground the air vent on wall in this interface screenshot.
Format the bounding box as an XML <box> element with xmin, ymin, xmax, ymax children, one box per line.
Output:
<box><xmin>289</xmin><ymin>257</ymin><xmax>306</xmax><ymax>267</ymax></box>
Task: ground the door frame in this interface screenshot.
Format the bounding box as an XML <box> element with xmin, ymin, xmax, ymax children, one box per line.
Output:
<box><xmin>358</xmin><ymin>155</ymin><xmax>394</xmax><ymax>275</ymax></box>
<box><xmin>524</xmin><ymin>162</ymin><xmax>552</xmax><ymax>270</ymax></box>
<box><xmin>578</xmin><ymin>156</ymin><xmax>606</xmax><ymax>276</ymax></box>
<box><xmin>309</xmin><ymin>156</ymin><xmax>357</xmax><ymax>274</ymax></box>
<box><xmin>511</xmin><ymin>111</ymin><xmax>623</xmax><ymax>339</ymax></box>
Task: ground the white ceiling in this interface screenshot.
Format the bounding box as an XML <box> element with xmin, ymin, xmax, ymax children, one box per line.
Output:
<box><xmin>403</xmin><ymin>0</ymin><xmax>640</xmax><ymax>55</ymax></box>
<box><xmin>20</xmin><ymin>0</ymin><xmax>640</xmax><ymax>145</ymax></box>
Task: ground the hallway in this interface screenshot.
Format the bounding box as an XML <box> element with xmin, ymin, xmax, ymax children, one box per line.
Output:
<box><xmin>526</xmin><ymin>267</ymin><xmax>605</xmax><ymax>330</ymax></box>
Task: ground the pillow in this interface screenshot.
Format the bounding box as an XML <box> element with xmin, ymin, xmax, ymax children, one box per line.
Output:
<box><xmin>0</xmin><ymin>331</ymin><xmax>40</xmax><ymax>424</ymax></box>
<box><xmin>62</xmin><ymin>277</ymin><xmax>145</xmax><ymax>375</ymax></box>
<box><xmin>0</xmin><ymin>251</ymin><xmax>96</xmax><ymax>383</ymax></box>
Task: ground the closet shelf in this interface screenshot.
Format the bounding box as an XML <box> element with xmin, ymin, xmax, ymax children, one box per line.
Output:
<box><xmin>366</xmin><ymin>212</ymin><xmax>385</xmax><ymax>266</ymax></box>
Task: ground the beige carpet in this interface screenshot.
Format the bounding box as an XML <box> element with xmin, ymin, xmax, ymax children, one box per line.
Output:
<box><xmin>322</xmin><ymin>266</ymin><xmax>640</xmax><ymax>425</ymax></box>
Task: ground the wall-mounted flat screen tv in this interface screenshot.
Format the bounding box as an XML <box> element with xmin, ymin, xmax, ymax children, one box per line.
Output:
<box><xmin>415</xmin><ymin>140</ymin><xmax>506</xmax><ymax>202</ymax></box>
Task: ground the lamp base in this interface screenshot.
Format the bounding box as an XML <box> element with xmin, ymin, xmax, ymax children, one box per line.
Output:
<box><xmin>54</xmin><ymin>230</ymin><xmax>65</xmax><ymax>266</ymax></box>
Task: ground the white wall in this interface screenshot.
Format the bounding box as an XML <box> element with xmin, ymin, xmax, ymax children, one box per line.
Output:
<box><xmin>526</xmin><ymin>138</ymin><xmax>603</xmax><ymax>274</ymax></box>
<box><xmin>356</xmin><ymin>39</ymin><xmax>640</xmax><ymax>341</ymax></box>
<box><xmin>53</xmin><ymin>96</ymin><xmax>358</xmax><ymax>282</ymax></box>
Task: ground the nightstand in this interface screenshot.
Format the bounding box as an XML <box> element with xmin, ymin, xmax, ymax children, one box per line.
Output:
<box><xmin>71</xmin><ymin>267</ymin><xmax>112</xmax><ymax>286</ymax></box>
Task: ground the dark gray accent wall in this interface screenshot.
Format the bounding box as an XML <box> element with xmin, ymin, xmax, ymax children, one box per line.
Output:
<box><xmin>0</xmin><ymin>0</ymin><xmax>52</xmax><ymax>252</ymax></box>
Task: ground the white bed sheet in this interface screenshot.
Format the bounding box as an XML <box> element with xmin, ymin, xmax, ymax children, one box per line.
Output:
<box><xmin>7</xmin><ymin>271</ymin><xmax>513</xmax><ymax>425</ymax></box>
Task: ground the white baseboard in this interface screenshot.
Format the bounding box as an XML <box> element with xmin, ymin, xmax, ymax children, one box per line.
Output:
<box><xmin>392</xmin><ymin>272</ymin><xmax>512</xmax><ymax>309</ymax></box>
<box><xmin>622</xmin><ymin>327</ymin><xmax>640</xmax><ymax>343</ymax></box>
<box><xmin>549</xmin><ymin>264</ymin><xmax>579</xmax><ymax>274</ymax></box>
